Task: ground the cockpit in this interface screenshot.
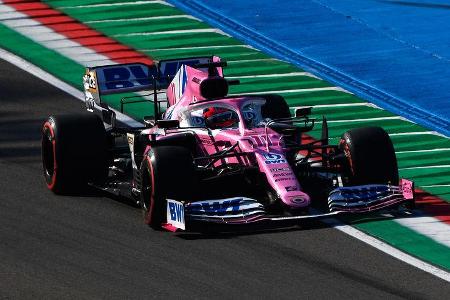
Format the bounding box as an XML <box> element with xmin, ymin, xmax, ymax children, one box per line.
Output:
<box><xmin>178</xmin><ymin>98</ymin><xmax>267</xmax><ymax>130</ymax></box>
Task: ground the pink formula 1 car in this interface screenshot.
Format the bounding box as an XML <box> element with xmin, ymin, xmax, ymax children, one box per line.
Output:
<box><xmin>41</xmin><ymin>56</ymin><xmax>414</xmax><ymax>231</ymax></box>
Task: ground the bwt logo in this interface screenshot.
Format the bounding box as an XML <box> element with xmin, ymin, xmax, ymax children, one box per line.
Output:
<box><xmin>100</xmin><ymin>64</ymin><xmax>153</xmax><ymax>90</ymax></box>
<box><xmin>98</xmin><ymin>59</ymin><xmax>207</xmax><ymax>91</ymax></box>
<box><xmin>168</xmin><ymin>202</ymin><xmax>184</xmax><ymax>222</ymax></box>
<box><xmin>262</xmin><ymin>152</ymin><xmax>286</xmax><ymax>164</ymax></box>
<box><xmin>189</xmin><ymin>199</ymin><xmax>241</xmax><ymax>215</ymax></box>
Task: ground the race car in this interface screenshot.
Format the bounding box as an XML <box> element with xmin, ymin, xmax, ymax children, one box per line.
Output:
<box><xmin>41</xmin><ymin>56</ymin><xmax>415</xmax><ymax>231</ymax></box>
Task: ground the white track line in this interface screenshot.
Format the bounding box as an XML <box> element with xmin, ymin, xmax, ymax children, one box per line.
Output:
<box><xmin>85</xmin><ymin>15</ymin><xmax>200</xmax><ymax>24</ymax></box>
<box><xmin>227</xmin><ymin>58</ymin><xmax>280</xmax><ymax>63</ymax></box>
<box><xmin>230</xmin><ymin>87</ymin><xmax>348</xmax><ymax>96</ymax></box>
<box><xmin>322</xmin><ymin>216</ymin><xmax>450</xmax><ymax>283</ymax></box>
<box><xmin>227</xmin><ymin>72</ymin><xmax>319</xmax><ymax>79</ymax></box>
<box><xmin>83</xmin><ymin>15</ymin><xmax>197</xmax><ymax>24</ymax></box>
<box><xmin>419</xmin><ymin>184</ymin><xmax>450</xmax><ymax>188</ymax></box>
<box><xmin>293</xmin><ymin>103</ymin><xmax>377</xmax><ymax>109</ymax></box>
<box><xmin>327</xmin><ymin>116</ymin><xmax>404</xmax><ymax>123</ymax></box>
<box><xmin>0</xmin><ymin>48</ymin><xmax>142</xmax><ymax>127</ymax></box>
<box><xmin>141</xmin><ymin>44</ymin><xmax>253</xmax><ymax>52</ymax></box>
<box><xmin>113</xmin><ymin>28</ymin><xmax>228</xmax><ymax>37</ymax></box>
<box><xmin>398</xmin><ymin>165</ymin><xmax>450</xmax><ymax>171</ymax></box>
<box><xmin>390</xmin><ymin>131</ymin><xmax>447</xmax><ymax>138</ymax></box>
<box><xmin>396</xmin><ymin>148</ymin><xmax>450</xmax><ymax>154</ymax></box>
<box><xmin>59</xmin><ymin>1</ymin><xmax>172</xmax><ymax>9</ymax></box>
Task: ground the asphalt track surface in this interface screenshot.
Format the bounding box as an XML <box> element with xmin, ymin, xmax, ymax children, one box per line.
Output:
<box><xmin>1</xmin><ymin>58</ymin><xmax>449</xmax><ymax>299</ymax></box>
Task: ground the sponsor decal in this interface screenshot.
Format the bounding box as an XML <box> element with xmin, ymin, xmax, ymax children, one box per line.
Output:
<box><xmin>252</xmin><ymin>135</ymin><xmax>279</xmax><ymax>147</ymax></box>
<box><xmin>275</xmin><ymin>177</ymin><xmax>296</xmax><ymax>182</ymax></box>
<box><xmin>171</xmin><ymin>65</ymin><xmax>187</xmax><ymax>103</ymax></box>
<box><xmin>252</xmin><ymin>135</ymin><xmax>267</xmax><ymax>146</ymax></box>
<box><xmin>273</xmin><ymin>172</ymin><xmax>292</xmax><ymax>177</ymax></box>
<box><xmin>83</xmin><ymin>70</ymin><xmax>98</xmax><ymax>110</ymax></box>
<box><xmin>285</xmin><ymin>186</ymin><xmax>298</xmax><ymax>192</ymax></box>
<box><xmin>98</xmin><ymin>64</ymin><xmax>152</xmax><ymax>92</ymax></box>
<box><xmin>127</xmin><ymin>135</ymin><xmax>134</xmax><ymax>145</ymax></box>
<box><xmin>189</xmin><ymin>199</ymin><xmax>241</xmax><ymax>215</ymax></box>
<box><xmin>271</xmin><ymin>167</ymin><xmax>290</xmax><ymax>172</ymax></box>
<box><xmin>199</xmin><ymin>137</ymin><xmax>214</xmax><ymax>145</ymax></box>
<box><xmin>262</xmin><ymin>152</ymin><xmax>286</xmax><ymax>164</ymax></box>
<box><xmin>84</xmin><ymin>71</ymin><xmax>97</xmax><ymax>90</ymax></box>
<box><xmin>167</xmin><ymin>199</ymin><xmax>185</xmax><ymax>230</ymax></box>
<box><xmin>126</xmin><ymin>133</ymin><xmax>137</xmax><ymax>169</ymax></box>
<box><xmin>401</xmin><ymin>179</ymin><xmax>414</xmax><ymax>200</ymax></box>
<box><xmin>91</xmin><ymin>58</ymin><xmax>213</xmax><ymax>96</ymax></box>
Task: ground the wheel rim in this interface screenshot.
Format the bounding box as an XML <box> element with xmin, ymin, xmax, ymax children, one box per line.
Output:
<box><xmin>42</xmin><ymin>125</ymin><xmax>55</xmax><ymax>185</ymax></box>
<box><xmin>141</xmin><ymin>162</ymin><xmax>153</xmax><ymax>213</ymax></box>
<box><xmin>141</xmin><ymin>169</ymin><xmax>152</xmax><ymax>212</ymax></box>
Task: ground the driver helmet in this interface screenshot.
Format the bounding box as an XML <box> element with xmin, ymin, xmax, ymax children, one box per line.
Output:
<box><xmin>203</xmin><ymin>107</ymin><xmax>238</xmax><ymax>129</ymax></box>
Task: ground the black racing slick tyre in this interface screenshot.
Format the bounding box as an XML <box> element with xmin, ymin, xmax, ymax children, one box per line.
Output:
<box><xmin>260</xmin><ymin>94</ymin><xmax>291</xmax><ymax>119</ymax></box>
<box><xmin>339</xmin><ymin>127</ymin><xmax>399</xmax><ymax>186</ymax></box>
<box><xmin>139</xmin><ymin>146</ymin><xmax>196</xmax><ymax>229</ymax></box>
<box><xmin>41</xmin><ymin>114</ymin><xmax>108</xmax><ymax>194</ymax></box>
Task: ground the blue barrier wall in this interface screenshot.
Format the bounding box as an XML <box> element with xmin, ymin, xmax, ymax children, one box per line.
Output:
<box><xmin>169</xmin><ymin>0</ymin><xmax>450</xmax><ymax>136</ymax></box>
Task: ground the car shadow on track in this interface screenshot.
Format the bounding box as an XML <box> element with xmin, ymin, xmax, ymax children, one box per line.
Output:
<box><xmin>175</xmin><ymin>219</ymin><xmax>330</xmax><ymax>240</ymax></box>
<box><xmin>174</xmin><ymin>209</ymin><xmax>422</xmax><ymax>240</ymax></box>
<box><xmin>0</xmin><ymin>115</ymin><xmax>43</xmax><ymax>162</ymax></box>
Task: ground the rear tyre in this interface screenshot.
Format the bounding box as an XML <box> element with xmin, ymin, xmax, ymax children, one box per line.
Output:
<box><xmin>339</xmin><ymin>127</ymin><xmax>398</xmax><ymax>186</ymax></box>
<box><xmin>41</xmin><ymin>114</ymin><xmax>108</xmax><ymax>194</ymax></box>
<box><xmin>139</xmin><ymin>146</ymin><xmax>195</xmax><ymax>229</ymax></box>
<box><xmin>260</xmin><ymin>94</ymin><xmax>291</xmax><ymax>119</ymax></box>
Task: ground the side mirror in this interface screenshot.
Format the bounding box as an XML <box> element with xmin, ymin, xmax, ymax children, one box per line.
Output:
<box><xmin>200</xmin><ymin>77</ymin><xmax>229</xmax><ymax>99</ymax></box>
<box><xmin>295</xmin><ymin>107</ymin><xmax>312</xmax><ymax>118</ymax></box>
<box><xmin>156</xmin><ymin>119</ymin><xmax>179</xmax><ymax>129</ymax></box>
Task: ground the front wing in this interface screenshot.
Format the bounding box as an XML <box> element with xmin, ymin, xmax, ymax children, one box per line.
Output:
<box><xmin>163</xmin><ymin>179</ymin><xmax>414</xmax><ymax>231</ymax></box>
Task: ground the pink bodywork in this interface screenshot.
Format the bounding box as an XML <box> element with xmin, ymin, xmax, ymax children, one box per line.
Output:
<box><xmin>149</xmin><ymin>58</ymin><xmax>311</xmax><ymax>209</ymax></box>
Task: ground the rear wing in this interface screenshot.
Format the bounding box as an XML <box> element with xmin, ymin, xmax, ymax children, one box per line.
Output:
<box><xmin>83</xmin><ymin>63</ymin><xmax>154</xmax><ymax>111</ymax></box>
<box><xmin>83</xmin><ymin>56</ymin><xmax>222</xmax><ymax>112</ymax></box>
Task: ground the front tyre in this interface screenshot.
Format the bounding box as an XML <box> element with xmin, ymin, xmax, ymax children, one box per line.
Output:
<box><xmin>339</xmin><ymin>127</ymin><xmax>399</xmax><ymax>186</ymax></box>
<box><xmin>139</xmin><ymin>146</ymin><xmax>195</xmax><ymax>229</ymax></box>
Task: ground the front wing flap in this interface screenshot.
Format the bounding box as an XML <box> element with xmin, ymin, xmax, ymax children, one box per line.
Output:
<box><xmin>328</xmin><ymin>179</ymin><xmax>414</xmax><ymax>213</ymax></box>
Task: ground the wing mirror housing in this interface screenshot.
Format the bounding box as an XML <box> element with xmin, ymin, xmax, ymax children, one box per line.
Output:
<box><xmin>295</xmin><ymin>107</ymin><xmax>312</xmax><ymax>118</ymax></box>
<box><xmin>156</xmin><ymin>119</ymin><xmax>180</xmax><ymax>129</ymax></box>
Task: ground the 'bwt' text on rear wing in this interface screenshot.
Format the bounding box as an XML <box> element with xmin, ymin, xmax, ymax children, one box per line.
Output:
<box><xmin>82</xmin><ymin>56</ymin><xmax>223</xmax><ymax>123</ymax></box>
